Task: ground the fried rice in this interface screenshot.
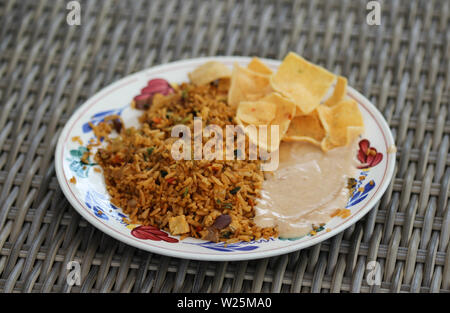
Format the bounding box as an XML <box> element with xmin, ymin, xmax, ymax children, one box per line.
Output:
<box><xmin>93</xmin><ymin>79</ymin><xmax>278</xmax><ymax>242</ymax></box>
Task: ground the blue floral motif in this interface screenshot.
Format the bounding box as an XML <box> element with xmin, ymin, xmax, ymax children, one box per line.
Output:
<box><xmin>67</xmin><ymin>146</ymin><xmax>97</xmax><ymax>178</ymax></box>
<box><xmin>85</xmin><ymin>189</ymin><xmax>109</xmax><ymax>221</ymax></box>
<box><xmin>184</xmin><ymin>237</ymin><xmax>275</xmax><ymax>252</ymax></box>
<box><xmin>85</xmin><ymin>189</ymin><xmax>129</xmax><ymax>224</ymax></box>
<box><xmin>346</xmin><ymin>171</ymin><xmax>376</xmax><ymax>207</ymax></box>
<box><xmin>82</xmin><ymin>106</ymin><xmax>126</xmax><ymax>133</ymax></box>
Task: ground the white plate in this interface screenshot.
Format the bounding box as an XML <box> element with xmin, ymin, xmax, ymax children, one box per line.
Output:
<box><xmin>55</xmin><ymin>57</ymin><xmax>396</xmax><ymax>261</ymax></box>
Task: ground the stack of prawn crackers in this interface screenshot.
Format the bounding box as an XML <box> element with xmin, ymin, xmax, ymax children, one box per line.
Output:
<box><xmin>188</xmin><ymin>52</ymin><xmax>364</xmax><ymax>153</ymax></box>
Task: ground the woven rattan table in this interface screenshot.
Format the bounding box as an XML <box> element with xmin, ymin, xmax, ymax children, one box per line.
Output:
<box><xmin>0</xmin><ymin>0</ymin><xmax>448</xmax><ymax>293</ymax></box>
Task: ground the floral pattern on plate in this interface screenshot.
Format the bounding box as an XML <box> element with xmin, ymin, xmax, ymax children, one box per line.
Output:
<box><xmin>67</xmin><ymin>146</ymin><xmax>97</xmax><ymax>178</ymax></box>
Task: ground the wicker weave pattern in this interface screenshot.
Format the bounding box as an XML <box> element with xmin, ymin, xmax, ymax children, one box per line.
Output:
<box><xmin>0</xmin><ymin>0</ymin><xmax>448</xmax><ymax>293</ymax></box>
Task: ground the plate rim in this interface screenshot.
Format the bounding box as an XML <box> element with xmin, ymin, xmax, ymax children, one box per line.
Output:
<box><xmin>55</xmin><ymin>56</ymin><xmax>396</xmax><ymax>261</ymax></box>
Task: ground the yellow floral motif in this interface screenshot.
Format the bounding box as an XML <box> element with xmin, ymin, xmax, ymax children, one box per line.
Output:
<box><xmin>125</xmin><ymin>223</ymin><xmax>139</xmax><ymax>230</ymax></box>
<box><xmin>331</xmin><ymin>208</ymin><xmax>351</xmax><ymax>219</ymax></box>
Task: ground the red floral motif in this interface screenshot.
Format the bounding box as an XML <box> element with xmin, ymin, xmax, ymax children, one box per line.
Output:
<box><xmin>142</xmin><ymin>78</ymin><xmax>173</xmax><ymax>94</ymax></box>
<box><xmin>131</xmin><ymin>225</ymin><xmax>179</xmax><ymax>243</ymax></box>
<box><xmin>133</xmin><ymin>78</ymin><xmax>174</xmax><ymax>109</ymax></box>
<box><xmin>357</xmin><ymin>139</ymin><xmax>383</xmax><ymax>169</ymax></box>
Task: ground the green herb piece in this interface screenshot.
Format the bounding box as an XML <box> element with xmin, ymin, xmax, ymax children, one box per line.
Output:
<box><xmin>311</xmin><ymin>224</ymin><xmax>325</xmax><ymax>233</ymax></box>
<box><xmin>230</xmin><ymin>186</ymin><xmax>241</xmax><ymax>195</ymax></box>
<box><xmin>183</xmin><ymin>187</ymin><xmax>189</xmax><ymax>197</ymax></box>
<box><xmin>221</xmin><ymin>231</ymin><xmax>232</xmax><ymax>239</ymax></box>
<box><xmin>180</xmin><ymin>116</ymin><xmax>191</xmax><ymax>124</ymax></box>
<box><xmin>147</xmin><ymin>147</ymin><xmax>155</xmax><ymax>156</ymax></box>
<box><xmin>222</xmin><ymin>203</ymin><xmax>233</xmax><ymax>209</ymax></box>
<box><xmin>181</xmin><ymin>89</ymin><xmax>188</xmax><ymax>100</ymax></box>
<box><xmin>216</xmin><ymin>199</ymin><xmax>222</xmax><ymax>204</ymax></box>
<box><xmin>160</xmin><ymin>170</ymin><xmax>168</xmax><ymax>177</ymax></box>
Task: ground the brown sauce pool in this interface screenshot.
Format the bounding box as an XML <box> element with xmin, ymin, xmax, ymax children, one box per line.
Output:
<box><xmin>254</xmin><ymin>140</ymin><xmax>359</xmax><ymax>238</ymax></box>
